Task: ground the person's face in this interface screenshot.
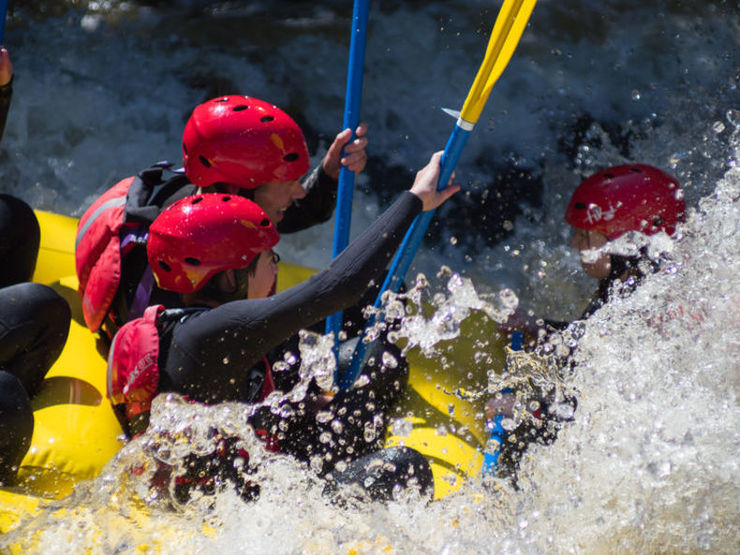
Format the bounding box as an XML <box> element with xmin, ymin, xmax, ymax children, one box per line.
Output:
<box><xmin>252</xmin><ymin>179</ymin><xmax>306</xmax><ymax>224</ymax></box>
<box><xmin>247</xmin><ymin>250</ymin><xmax>280</xmax><ymax>299</ymax></box>
<box><xmin>570</xmin><ymin>228</ymin><xmax>611</xmax><ymax>279</ymax></box>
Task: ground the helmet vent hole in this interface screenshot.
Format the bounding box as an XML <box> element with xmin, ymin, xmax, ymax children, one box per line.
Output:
<box><xmin>158</xmin><ymin>261</ymin><xmax>171</xmax><ymax>272</ymax></box>
<box><xmin>603</xmin><ymin>173</ymin><xmax>615</xmax><ymax>179</ymax></box>
<box><xmin>283</xmin><ymin>153</ymin><xmax>300</xmax><ymax>162</ymax></box>
<box><xmin>221</xmin><ymin>196</ymin><xmax>232</xmax><ymax>202</ymax></box>
<box><xmin>574</xmin><ymin>202</ymin><xmax>587</xmax><ymax>210</ymax></box>
<box><xmin>260</xmin><ymin>218</ymin><xmax>270</xmax><ymax>227</ymax></box>
<box><xmin>233</xmin><ymin>105</ymin><xmax>248</xmax><ymax>112</ymax></box>
<box><xmin>260</xmin><ymin>115</ymin><xmax>275</xmax><ymax>123</ymax></box>
<box><xmin>199</xmin><ymin>156</ymin><xmax>212</xmax><ymax>168</ymax></box>
<box><xmin>215</xmin><ymin>98</ymin><xmax>229</xmax><ymax>103</ymax></box>
<box><xmin>629</xmin><ymin>167</ymin><xmax>643</xmax><ymax>173</ymax></box>
<box><xmin>185</xmin><ymin>257</ymin><xmax>201</xmax><ymax>266</ymax></box>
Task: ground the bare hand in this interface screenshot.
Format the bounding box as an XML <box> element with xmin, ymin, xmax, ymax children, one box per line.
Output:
<box><xmin>322</xmin><ymin>122</ymin><xmax>369</xmax><ymax>180</ymax></box>
<box><xmin>409</xmin><ymin>151</ymin><xmax>460</xmax><ymax>211</ymax></box>
<box><xmin>485</xmin><ymin>393</ymin><xmax>516</xmax><ymax>420</ymax></box>
<box><xmin>0</xmin><ymin>48</ymin><xmax>13</xmax><ymax>87</ymax></box>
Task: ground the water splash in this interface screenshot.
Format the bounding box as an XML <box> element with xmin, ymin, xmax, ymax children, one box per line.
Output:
<box><xmin>1</xmin><ymin>1</ymin><xmax>738</xmax><ymax>552</ymax></box>
<box><xmin>393</xmin><ymin>269</ymin><xmax>516</xmax><ymax>358</ymax></box>
<box><xmin>4</xmin><ymin>161</ymin><xmax>738</xmax><ymax>551</ymax></box>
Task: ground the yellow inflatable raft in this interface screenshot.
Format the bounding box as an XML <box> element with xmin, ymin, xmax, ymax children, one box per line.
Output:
<box><xmin>0</xmin><ymin>210</ymin><xmax>504</xmax><ymax>534</ymax></box>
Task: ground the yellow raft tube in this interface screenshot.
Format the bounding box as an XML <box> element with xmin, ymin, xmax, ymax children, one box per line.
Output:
<box><xmin>0</xmin><ymin>210</ymin><xmax>505</xmax><ymax>533</ymax></box>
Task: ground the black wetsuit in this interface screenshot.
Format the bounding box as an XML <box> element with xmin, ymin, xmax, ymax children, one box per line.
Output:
<box><xmin>0</xmin><ymin>195</ymin><xmax>71</xmax><ymax>484</ymax></box>
<box><xmin>154</xmin><ymin>192</ymin><xmax>434</xmax><ymax>501</ymax></box>
<box><xmin>0</xmin><ymin>77</ymin><xmax>11</xmax><ymax>144</ymax></box>
<box><xmin>0</xmin><ymin>83</ymin><xmax>72</xmax><ymax>484</ymax></box>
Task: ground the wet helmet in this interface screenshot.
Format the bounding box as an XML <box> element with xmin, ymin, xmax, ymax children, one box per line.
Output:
<box><xmin>182</xmin><ymin>96</ymin><xmax>310</xmax><ymax>190</ymax></box>
<box><xmin>148</xmin><ymin>194</ymin><xmax>279</xmax><ymax>294</ymax></box>
<box><xmin>565</xmin><ymin>164</ymin><xmax>685</xmax><ymax>239</ymax></box>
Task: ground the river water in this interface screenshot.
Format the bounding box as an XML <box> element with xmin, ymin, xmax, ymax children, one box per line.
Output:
<box><xmin>1</xmin><ymin>0</ymin><xmax>738</xmax><ymax>552</ymax></box>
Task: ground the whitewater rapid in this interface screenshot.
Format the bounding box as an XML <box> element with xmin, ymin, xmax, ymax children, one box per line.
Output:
<box><xmin>0</xmin><ymin>1</ymin><xmax>738</xmax><ymax>552</ymax></box>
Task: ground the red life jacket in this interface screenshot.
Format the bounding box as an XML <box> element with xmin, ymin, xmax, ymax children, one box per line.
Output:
<box><xmin>107</xmin><ymin>305</ymin><xmax>277</xmax><ymax>442</ymax></box>
<box><xmin>107</xmin><ymin>304</ymin><xmax>164</xmax><ymax>435</ymax></box>
<box><xmin>75</xmin><ymin>164</ymin><xmax>193</xmax><ymax>337</ymax></box>
<box><xmin>75</xmin><ymin>176</ymin><xmax>132</xmax><ymax>332</ymax></box>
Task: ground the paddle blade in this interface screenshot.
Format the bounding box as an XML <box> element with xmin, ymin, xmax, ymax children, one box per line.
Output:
<box><xmin>460</xmin><ymin>0</ymin><xmax>537</xmax><ymax>124</ymax></box>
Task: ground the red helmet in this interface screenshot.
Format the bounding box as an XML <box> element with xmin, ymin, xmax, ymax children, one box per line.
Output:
<box><xmin>148</xmin><ymin>194</ymin><xmax>279</xmax><ymax>294</ymax></box>
<box><xmin>182</xmin><ymin>96</ymin><xmax>310</xmax><ymax>190</ymax></box>
<box><xmin>565</xmin><ymin>164</ymin><xmax>685</xmax><ymax>239</ymax></box>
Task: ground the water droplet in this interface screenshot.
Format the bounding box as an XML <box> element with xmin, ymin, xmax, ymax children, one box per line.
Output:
<box><xmin>726</xmin><ymin>108</ymin><xmax>740</xmax><ymax>128</ymax></box>
<box><xmin>390</xmin><ymin>418</ymin><xmax>413</xmax><ymax>437</ymax></box>
<box><xmin>552</xmin><ymin>402</ymin><xmax>574</xmax><ymax>419</ymax></box>
<box><xmin>382</xmin><ymin>351</ymin><xmax>399</xmax><ymax>368</ymax></box>
<box><xmin>315</xmin><ymin>411</ymin><xmax>333</xmax><ymax>424</ymax></box>
<box><xmin>499</xmin><ymin>288</ymin><xmax>519</xmax><ymax>310</ymax></box>
<box><xmin>712</xmin><ymin>121</ymin><xmax>725</xmax><ymax>134</ymax></box>
<box><xmin>363</xmin><ymin>426</ymin><xmax>377</xmax><ymax>442</ymax></box>
<box><xmin>631</xmin><ymin>90</ymin><xmax>641</xmax><ymax>101</ymax></box>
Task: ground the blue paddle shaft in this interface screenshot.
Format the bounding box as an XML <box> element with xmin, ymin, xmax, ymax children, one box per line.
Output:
<box><xmin>375</xmin><ymin>123</ymin><xmax>470</xmax><ymax>300</ymax></box>
<box><xmin>327</xmin><ymin>0</ymin><xmax>370</xmax><ymax>379</ymax></box>
<box><xmin>482</xmin><ymin>414</ymin><xmax>506</xmax><ymax>472</ymax></box>
<box><xmin>482</xmin><ymin>331</ymin><xmax>523</xmax><ymax>474</ymax></box>
<box><xmin>331</xmin><ymin>0</ymin><xmax>370</xmax><ymax>259</ymax></box>
<box><xmin>339</xmin><ymin>123</ymin><xmax>471</xmax><ymax>391</ymax></box>
<box><xmin>0</xmin><ymin>0</ymin><xmax>8</xmax><ymax>44</ymax></box>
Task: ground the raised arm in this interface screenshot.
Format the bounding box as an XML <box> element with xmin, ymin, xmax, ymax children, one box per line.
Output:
<box><xmin>170</xmin><ymin>153</ymin><xmax>458</xmax><ymax>400</ymax></box>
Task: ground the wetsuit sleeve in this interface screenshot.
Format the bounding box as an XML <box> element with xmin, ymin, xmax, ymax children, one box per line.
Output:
<box><xmin>166</xmin><ymin>192</ymin><xmax>422</xmax><ymax>403</ymax></box>
<box><xmin>277</xmin><ymin>165</ymin><xmax>338</xmax><ymax>234</ymax></box>
<box><xmin>0</xmin><ymin>77</ymin><xmax>13</xmax><ymax>145</ymax></box>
